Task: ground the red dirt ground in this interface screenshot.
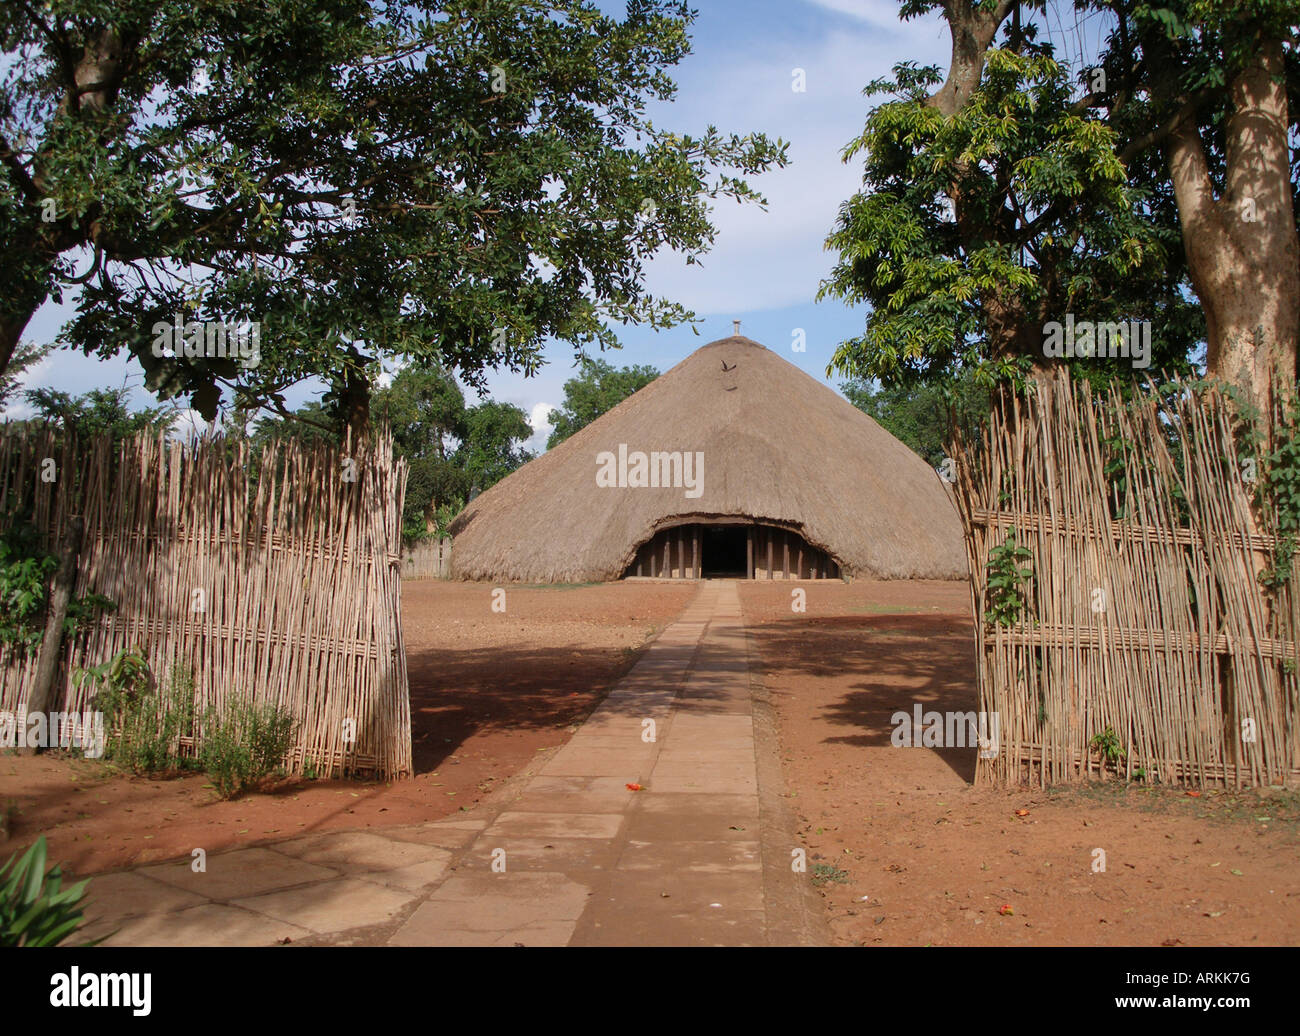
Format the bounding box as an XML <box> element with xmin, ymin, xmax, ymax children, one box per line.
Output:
<box><xmin>740</xmin><ymin>579</ymin><xmax>1300</xmax><ymax>946</ymax></box>
<box><xmin>0</xmin><ymin>581</ymin><xmax>695</xmax><ymax>876</ymax></box>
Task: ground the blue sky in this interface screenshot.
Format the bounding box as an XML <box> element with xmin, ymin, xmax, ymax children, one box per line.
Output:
<box><xmin>9</xmin><ymin>0</ymin><xmax>953</xmax><ymax>449</ymax></box>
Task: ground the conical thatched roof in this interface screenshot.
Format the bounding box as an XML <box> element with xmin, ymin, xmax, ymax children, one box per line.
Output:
<box><xmin>450</xmin><ymin>336</ymin><xmax>966</xmax><ymax>582</ymax></box>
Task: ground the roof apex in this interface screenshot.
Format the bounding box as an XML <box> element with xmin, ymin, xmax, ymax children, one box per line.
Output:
<box><xmin>697</xmin><ymin>334</ymin><xmax>768</xmax><ymax>351</ymax></box>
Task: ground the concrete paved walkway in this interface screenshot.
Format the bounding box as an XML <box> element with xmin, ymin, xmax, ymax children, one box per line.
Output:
<box><xmin>79</xmin><ymin>581</ymin><xmax>827</xmax><ymax>947</ymax></box>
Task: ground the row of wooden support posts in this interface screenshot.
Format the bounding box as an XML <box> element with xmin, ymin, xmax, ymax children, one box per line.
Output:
<box><xmin>748</xmin><ymin>523</ymin><xmax>838</xmax><ymax>580</ymax></box>
<box><xmin>631</xmin><ymin>524</ymin><xmax>704</xmax><ymax>579</ymax></box>
<box><xmin>628</xmin><ymin>522</ymin><xmax>840</xmax><ymax>580</ymax></box>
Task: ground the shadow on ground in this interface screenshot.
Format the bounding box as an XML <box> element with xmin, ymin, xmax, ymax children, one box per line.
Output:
<box><xmin>746</xmin><ymin>613</ymin><xmax>980</xmax><ymax>783</ymax></box>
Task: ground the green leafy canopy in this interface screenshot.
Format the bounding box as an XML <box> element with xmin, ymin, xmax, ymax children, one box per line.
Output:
<box><xmin>822</xmin><ymin>42</ymin><xmax>1199</xmax><ymax>389</ymax></box>
<box><xmin>1</xmin><ymin>1</ymin><xmax>788</xmax><ymax>422</ymax></box>
<box><xmin>546</xmin><ymin>354</ymin><xmax>659</xmax><ymax>449</ymax></box>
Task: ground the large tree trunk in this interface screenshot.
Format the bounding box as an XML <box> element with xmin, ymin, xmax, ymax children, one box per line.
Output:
<box><xmin>928</xmin><ymin>1</ymin><xmax>1015</xmax><ymax>117</ymax></box>
<box><xmin>929</xmin><ymin>2</ymin><xmax>1040</xmax><ymax>368</ymax></box>
<box><xmin>0</xmin><ymin>27</ymin><xmax>135</xmax><ymax>383</ymax></box>
<box><xmin>339</xmin><ymin>366</ymin><xmax>371</xmax><ymax>442</ymax></box>
<box><xmin>20</xmin><ymin>517</ymin><xmax>84</xmax><ymax>755</ymax></box>
<box><xmin>1162</xmin><ymin>36</ymin><xmax>1299</xmax><ymax>427</ymax></box>
<box><xmin>0</xmin><ymin>312</ymin><xmax>33</xmax><ymax>379</ymax></box>
<box><xmin>985</xmin><ymin>286</ymin><xmax>1053</xmax><ymax>373</ymax></box>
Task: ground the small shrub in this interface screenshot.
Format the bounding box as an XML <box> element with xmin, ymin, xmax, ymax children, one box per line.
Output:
<box><xmin>985</xmin><ymin>530</ymin><xmax>1035</xmax><ymax>627</ymax></box>
<box><xmin>79</xmin><ymin>651</ymin><xmax>197</xmax><ymax>775</ymax></box>
<box><xmin>0</xmin><ymin>836</ymin><xmax>97</xmax><ymax>947</ymax></box>
<box><xmin>198</xmin><ymin>697</ymin><xmax>298</xmax><ymax>799</ymax></box>
<box><xmin>0</xmin><ymin>513</ymin><xmax>115</xmax><ymax>656</ymax></box>
<box><xmin>431</xmin><ymin>497</ymin><xmax>464</xmax><ymax>539</ymax></box>
<box><xmin>1090</xmin><ymin>726</ymin><xmax>1126</xmax><ymax>771</ymax></box>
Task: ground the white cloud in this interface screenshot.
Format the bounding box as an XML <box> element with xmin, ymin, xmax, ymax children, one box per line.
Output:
<box><xmin>639</xmin><ymin>20</ymin><xmax>949</xmax><ymax>316</ymax></box>
<box><xmin>1</xmin><ymin>398</ymin><xmax>34</xmax><ymax>421</ymax></box>
<box><xmin>800</xmin><ymin>0</ymin><xmax>918</xmax><ymax>30</ymax></box>
<box><xmin>526</xmin><ymin>401</ymin><xmax>556</xmax><ymax>453</ymax></box>
<box><xmin>171</xmin><ymin>408</ymin><xmax>213</xmax><ymax>440</ymax></box>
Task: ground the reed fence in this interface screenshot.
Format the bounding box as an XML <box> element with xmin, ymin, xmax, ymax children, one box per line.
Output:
<box><xmin>0</xmin><ymin>427</ymin><xmax>411</xmax><ymax>779</ymax></box>
<box><xmin>951</xmin><ymin>373</ymin><xmax>1300</xmax><ymax>788</ymax></box>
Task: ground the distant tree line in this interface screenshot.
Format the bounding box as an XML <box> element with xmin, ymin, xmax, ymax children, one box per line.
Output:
<box><xmin>243</xmin><ymin>366</ymin><xmax>534</xmax><ymax>542</ymax></box>
<box><xmin>546</xmin><ymin>357</ymin><xmax>660</xmax><ymax>450</ymax></box>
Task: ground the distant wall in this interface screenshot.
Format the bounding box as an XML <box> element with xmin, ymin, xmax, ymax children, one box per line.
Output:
<box><xmin>403</xmin><ymin>538</ymin><xmax>452</xmax><ymax>580</ymax></box>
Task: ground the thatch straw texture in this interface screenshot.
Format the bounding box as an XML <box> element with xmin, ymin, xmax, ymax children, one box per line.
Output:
<box><xmin>451</xmin><ymin>336</ymin><xmax>966</xmax><ymax>582</ymax></box>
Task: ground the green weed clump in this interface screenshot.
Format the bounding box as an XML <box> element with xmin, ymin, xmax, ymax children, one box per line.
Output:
<box><xmin>985</xmin><ymin>529</ymin><xmax>1035</xmax><ymax>627</ymax></box>
<box><xmin>198</xmin><ymin>698</ymin><xmax>298</xmax><ymax>799</ymax></box>
<box><xmin>79</xmin><ymin>649</ymin><xmax>298</xmax><ymax>795</ymax></box>
<box><xmin>77</xmin><ymin>649</ymin><xmax>299</xmax><ymax>796</ymax></box>
<box><xmin>77</xmin><ymin>649</ymin><xmax>197</xmax><ymax>774</ymax></box>
<box><xmin>1090</xmin><ymin>726</ymin><xmax>1127</xmax><ymax>772</ymax></box>
<box><xmin>811</xmin><ymin>862</ymin><xmax>851</xmax><ymax>887</ymax></box>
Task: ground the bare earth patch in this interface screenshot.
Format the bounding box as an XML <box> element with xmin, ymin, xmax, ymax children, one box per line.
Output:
<box><xmin>741</xmin><ymin>579</ymin><xmax>1300</xmax><ymax>946</ymax></box>
<box><xmin>0</xmin><ymin>580</ymin><xmax>695</xmax><ymax>877</ymax></box>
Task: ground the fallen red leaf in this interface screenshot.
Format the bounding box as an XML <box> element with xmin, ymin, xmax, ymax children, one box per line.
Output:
<box><xmin>1186</xmin><ymin>791</ymin><xmax>1202</xmax><ymax>798</ymax></box>
<box><xmin>626</xmin><ymin>783</ymin><xmax>642</xmax><ymax>791</ymax></box>
<box><xmin>998</xmin><ymin>904</ymin><xmax>1014</xmax><ymax>916</ymax></box>
<box><xmin>1015</xmin><ymin>809</ymin><xmax>1030</xmax><ymax>817</ymax></box>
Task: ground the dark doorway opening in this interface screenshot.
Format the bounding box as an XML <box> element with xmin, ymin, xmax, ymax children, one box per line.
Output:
<box><xmin>702</xmin><ymin>525</ymin><xmax>748</xmax><ymax>578</ymax></box>
<box><xmin>623</xmin><ymin>521</ymin><xmax>840</xmax><ymax>579</ymax></box>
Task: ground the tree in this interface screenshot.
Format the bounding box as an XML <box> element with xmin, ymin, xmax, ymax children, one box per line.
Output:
<box><xmin>455</xmin><ymin>399</ymin><xmax>534</xmax><ymax>491</ymax></box>
<box><xmin>822</xmin><ymin>11</ymin><xmax>1199</xmax><ymax>390</ymax></box>
<box><xmin>841</xmin><ymin>374</ymin><xmax>990</xmax><ymax>468</ymax></box>
<box><xmin>546</xmin><ymin>355</ymin><xmax>660</xmax><ymax>448</ymax></box>
<box><xmin>827</xmin><ymin>0</ymin><xmax>1299</xmax><ymax>435</ymax></box>
<box><xmin>0</xmin><ymin>1</ymin><xmax>786</xmax><ymax>436</ymax></box>
<box><xmin>374</xmin><ymin>365</ymin><xmax>471</xmax><ymax>530</ymax></box>
<box><xmin>1118</xmin><ymin>1</ymin><xmax>1300</xmax><ymax>422</ymax></box>
<box><xmin>21</xmin><ymin>385</ymin><xmax>176</xmax><ymax>440</ymax></box>
<box><xmin>374</xmin><ymin>365</ymin><xmax>466</xmax><ymax>461</ymax></box>
<box><xmin>0</xmin><ymin>341</ymin><xmax>51</xmax><ymax>410</ymax></box>
<box><xmin>248</xmin><ymin>365</ymin><xmax>532</xmax><ymax>536</ymax></box>
<box><xmin>404</xmin><ymin>456</ymin><xmax>471</xmax><ymax>535</ymax></box>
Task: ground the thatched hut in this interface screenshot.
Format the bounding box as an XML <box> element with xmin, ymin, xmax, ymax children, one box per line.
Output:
<box><xmin>449</xmin><ymin>335</ymin><xmax>966</xmax><ymax>582</ymax></box>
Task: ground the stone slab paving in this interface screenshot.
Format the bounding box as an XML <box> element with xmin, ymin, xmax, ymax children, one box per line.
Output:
<box><xmin>77</xmin><ymin>580</ymin><xmax>828</xmax><ymax>947</ymax></box>
<box><xmin>77</xmin><ymin>820</ymin><xmax>487</xmax><ymax>947</ymax></box>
